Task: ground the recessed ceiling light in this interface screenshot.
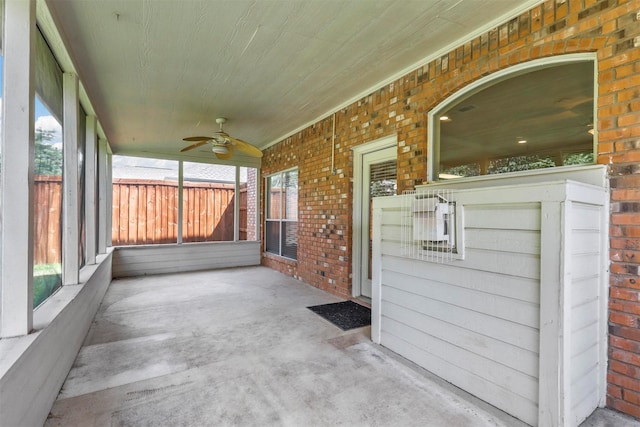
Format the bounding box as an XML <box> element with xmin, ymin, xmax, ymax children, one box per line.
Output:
<box><xmin>440</xmin><ymin>116</ymin><xmax>449</xmax><ymax>121</ymax></box>
<box><xmin>517</xmin><ymin>139</ymin><xmax>527</xmax><ymax>144</ymax></box>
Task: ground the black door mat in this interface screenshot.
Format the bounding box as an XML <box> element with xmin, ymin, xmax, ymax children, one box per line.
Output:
<box><xmin>307</xmin><ymin>300</ymin><xmax>371</xmax><ymax>331</ymax></box>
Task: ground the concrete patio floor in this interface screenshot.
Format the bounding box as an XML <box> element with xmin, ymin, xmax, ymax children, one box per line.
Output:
<box><xmin>46</xmin><ymin>266</ymin><xmax>637</xmax><ymax>426</ymax></box>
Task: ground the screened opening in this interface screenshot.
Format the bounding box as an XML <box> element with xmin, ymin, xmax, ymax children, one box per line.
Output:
<box><xmin>182</xmin><ymin>162</ymin><xmax>236</xmax><ymax>243</ymax></box>
<box><xmin>32</xmin><ymin>26</ymin><xmax>65</xmax><ymax>308</ymax></box>
<box><xmin>33</xmin><ymin>97</ymin><xmax>63</xmax><ymax>308</ymax></box>
<box><xmin>111</xmin><ymin>156</ymin><xmax>179</xmax><ymax>245</ymax></box>
<box><xmin>111</xmin><ymin>156</ymin><xmax>258</xmax><ymax>246</ymax></box>
<box><xmin>435</xmin><ymin>61</ymin><xmax>595</xmax><ymax>180</ymax></box>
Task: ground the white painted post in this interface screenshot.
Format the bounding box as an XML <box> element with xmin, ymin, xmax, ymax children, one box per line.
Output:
<box><xmin>84</xmin><ymin>115</ymin><xmax>97</xmax><ymax>264</ymax></box>
<box><xmin>62</xmin><ymin>73</ymin><xmax>79</xmax><ymax>285</ymax></box>
<box><xmin>538</xmin><ymin>201</ymin><xmax>564</xmax><ymax>426</ymax></box>
<box><xmin>255</xmin><ymin>167</ymin><xmax>261</xmax><ymax>242</ymax></box>
<box><xmin>234</xmin><ymin>166</ymin><xmax>240</xmax><ymax>241</ymax></box>
<box><xmin>370</xmin><ymin>199</ymin><xmax>383</xmax><ymax>344</ymax></box>
<box><xmin>177</xmin><ymin>161</ymin><xmax>183</xmax><ymax>244</ymax></box>
<box><xmin>352</xmin><ymin>149</ymin><xmax>363</xmax><ymax>298</ymax></box>
<box><xmin>1</xmin><ymin>0</ymin><xmax>36</xmax><ymax>338</ymax></box>
<box><xmin>598</xmin><ymin>199</ymin><xmax>610</xmax><ymax>408</ymax></box>
<box><xmin>97</xmin><ymin>139</ymin><xmax>108</xmax><ymax>254</ymax></box>
<box><xmin>106</xmin><ymin>152</ymin><xmax>113</xmax><ymax>247</ymax></box>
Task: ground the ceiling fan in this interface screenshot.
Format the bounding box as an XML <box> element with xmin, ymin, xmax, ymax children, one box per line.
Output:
<box><xmin>181</xmin><ymin>117</ymin><xmax>263</xmax><ymax>160</ymax></box>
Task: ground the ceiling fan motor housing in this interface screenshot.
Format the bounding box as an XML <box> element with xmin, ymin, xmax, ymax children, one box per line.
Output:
<box><xmin>181</xmin><ymin>117</ymin><xmax>262</xmax><ymax>158</ymax></box>
<box><xmin>211</xmin><ymin>145</ymin><xmax>229</xmax><ymax>154</ymax></box>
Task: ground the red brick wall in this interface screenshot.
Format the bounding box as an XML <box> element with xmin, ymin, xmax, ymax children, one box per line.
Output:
<box><xmin>262</xmin><ymin>0</ymin><xmax>640</xmax><ymax>417</ymax></box>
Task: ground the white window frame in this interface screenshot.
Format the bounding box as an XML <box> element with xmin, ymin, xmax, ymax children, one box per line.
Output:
<box><xmin>264</xmin><ymin>167</ymin><xmax>298</xmax><ymax>260</ymax></box>
<box><xmin>427</xmin><ymin>53</ymin><xmax>598</xmax><ymax>182</ymax></box>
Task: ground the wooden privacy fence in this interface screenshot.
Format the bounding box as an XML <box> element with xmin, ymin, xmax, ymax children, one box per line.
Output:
<box><xmin>112</xmin><ymin>178</ymin><xmax>248</xmax><ymax>245</ymax></box>
<box><xmin>34</xmin><ymin>176</ymin><xmax>62</xmax><ymax>265</ymax></box>
<box><xmin>32</xmin><ymin>177</ymin><xmax>249</xmax><ymax>263</ymax></box>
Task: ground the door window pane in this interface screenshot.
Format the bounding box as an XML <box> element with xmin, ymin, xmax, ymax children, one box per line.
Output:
<box><xmin>368</xmin><ymin>160</ymin><xmax>396</xmax><ymax>280</ymax></box>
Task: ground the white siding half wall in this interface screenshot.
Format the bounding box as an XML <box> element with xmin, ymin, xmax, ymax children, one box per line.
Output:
<box><xmin>371</xmin><ymin>167</ymin><xmax>608</xmax><ymax>427</ymax></box>
<box><xmin>112</xmin><ymin>241</ymin><xmax>261</xmax><ymax>277</ymax></box>
<box><xmin>0</xmin><ymin>251</ymin><xmax>114</xmax><ymax>426</ymax></box>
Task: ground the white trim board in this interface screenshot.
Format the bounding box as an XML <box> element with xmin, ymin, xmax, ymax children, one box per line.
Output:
<box><xmin>427</xmin><ymin>53</ymin><xmax>598</xmax><ymax>182</ymax></box>
<box><xmin>372</xmin><ymin>177</ymin><xmax>609</xmax><ymax>426</ymax></box>
<box><xmin>352</xmin><ymin>135</ymin><xmax>397</xmax><ymax>298</ymax></box>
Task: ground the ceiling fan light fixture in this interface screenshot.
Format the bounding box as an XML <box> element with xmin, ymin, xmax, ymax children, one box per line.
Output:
<box><xmin>181</xmin><ymin>117</ymin><xmax>262</xmax><ymax>158</ymax></box>
<box><xmin>212</xmin><ymin>145</ymin><xmax>229</xmax><ymax>154</ymax></box>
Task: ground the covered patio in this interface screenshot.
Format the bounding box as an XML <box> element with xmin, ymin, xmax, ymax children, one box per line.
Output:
<box><xmin>46</xmin><ymin>267</ymin><xmax>628</xmax><ymax>426</ymax></box>
<box><xmin>3</xmin><ymin>1</ymin><xmax>640</xmax><ymax>425</ymax></box>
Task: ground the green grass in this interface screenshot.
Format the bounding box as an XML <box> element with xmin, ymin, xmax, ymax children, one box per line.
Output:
<box><xmin>33</xmin><ymin>263</ymin><xmax>62</xmax><ymax>308</ymax></box>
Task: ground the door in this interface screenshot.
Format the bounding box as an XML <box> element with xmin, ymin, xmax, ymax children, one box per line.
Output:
<box><xmin>358</xmin><ymin>146</ymin><xmax>397</xmax><ymax>298</ymax></box>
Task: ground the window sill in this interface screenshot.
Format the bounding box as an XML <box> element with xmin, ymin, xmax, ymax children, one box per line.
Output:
<box><xmin>420</xmin><ymin>164</ymin><xmax>607</xmax><ymax>191</ymax></box>
<box><xmin>262</xmin><ymin>252</ymin><xmax>297</xmax><ymax>264</ymax></box>
<box><xmin>0</xmin><ymin>248</ymin><xmax>113</xmax><ymax>377</ymax></box>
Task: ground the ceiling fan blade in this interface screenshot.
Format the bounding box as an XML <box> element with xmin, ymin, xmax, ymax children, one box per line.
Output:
<box><xmin>183</xmin><ymin>136</ymin><xmax>213</xmax><ymax>142</ymax></box>
<box><xmin>227</xmin><ymin>136</ymin><xmax>263</xmax><ymax>158</ymax></box>
<box><xmin>214</xmin><ymin>145</ymin><xmax>234</xmax><ymax>160</ymax></box>
<box><xmin>180</xmin><ymin>140</ymin><xmax>209</xmax><ymax>152</ymax></box>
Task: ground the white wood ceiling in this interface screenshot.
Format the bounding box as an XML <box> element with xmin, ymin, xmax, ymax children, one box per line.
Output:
<box><xmin>45</xmin><ymin>0</ymin><xmax>542</xmax><ymax>159</ymax></box>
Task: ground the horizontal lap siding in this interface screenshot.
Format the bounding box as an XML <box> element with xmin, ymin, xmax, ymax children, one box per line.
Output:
<box><xmin>379</xmin><ymin>202</ymin><xmax>541</xmax><ymax>426</ymax></box>
<box><xmin>569</xmin><ymin>203</ymin><xmax>603</xmax><ymax>424</ymax></box>
<box><xmin>112</xmin><ymin>242</ymin><xmax>260</xmax><ymax>277</ymax></box>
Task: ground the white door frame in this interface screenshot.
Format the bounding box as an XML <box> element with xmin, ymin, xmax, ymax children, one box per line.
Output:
<box><xmin>352</xmin><ymin>135</ymin><xmax>397</xmax><ymax>298</ymax></box>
